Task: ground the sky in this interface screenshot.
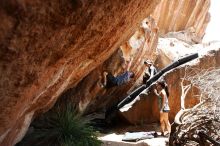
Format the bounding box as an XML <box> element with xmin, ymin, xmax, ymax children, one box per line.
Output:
<box><xmin>203</xmin><ymin>0</ymin><xmax>220</xmax><ymax>42</ymax></box>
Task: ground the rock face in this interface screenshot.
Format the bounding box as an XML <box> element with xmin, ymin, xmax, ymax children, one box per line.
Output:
<box><xmin>119</xmin><ymin>39</ymin><xmax>220</xmax><ymax>124</ymax></box>
<box><xmin>53</xmin><ymin>16</ymin><xmax>160</xmax><ymax>119</ymax></box>
<box><xmin>0</xmin><ymin>0</ymin><xmax>160</xmax><ymax>145</ymax></box>
<box><xmin>152</xmin><ymin>0</ymin><xmax>210</xmax><ymax>42</ymax></box>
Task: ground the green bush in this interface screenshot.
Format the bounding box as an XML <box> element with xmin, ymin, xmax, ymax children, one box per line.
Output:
<box><xmin>19</xmin><ymin>105</ymin><xmax>102</xmax><ymax>146</ymax></box>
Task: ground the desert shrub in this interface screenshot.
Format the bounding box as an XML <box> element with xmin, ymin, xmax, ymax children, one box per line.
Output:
<box><xmin>19</xmin><ymin>105</ymin><xmax>102</xmax><ymax>146</ymax></box>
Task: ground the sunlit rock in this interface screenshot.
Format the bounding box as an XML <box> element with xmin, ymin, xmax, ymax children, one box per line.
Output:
<box><xmin>152</xmin><ymin>0</ymin><xmax>210</xmax><ymax>40</ymax></box>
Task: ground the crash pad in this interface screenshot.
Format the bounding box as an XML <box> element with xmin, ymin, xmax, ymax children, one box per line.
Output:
<box><xmin>122</xmin><ymin>131</ymin><xmax>155</xmax><ymax>142</ymax></box>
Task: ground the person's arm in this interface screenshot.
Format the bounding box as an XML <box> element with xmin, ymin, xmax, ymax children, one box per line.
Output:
<box><xmin>160</xmin><ymin>90</ymin><xmax>166</xmax><ymax>112</ymax></box>
<box><xmin>126</xmin><ymin>58</ymin><xmax>133</xmax><ymax>71</ymax></box>
<box><xmin>154</xmin><ymin>89</ymin><xmax>159</xmax><ymax>96</ymax></box>
<box><xmin>149</xmin><ymin>66</ymin><xmax>155</xmax><ymax>79</ymax></box>
<box><xmin>102</xmin><ymin>72</ymin><xmax>108</xmax><ymax>87</ymax></box>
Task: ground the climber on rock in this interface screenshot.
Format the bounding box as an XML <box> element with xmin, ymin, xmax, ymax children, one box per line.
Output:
<box><xmin>100</xmin><ymin>59</ymin><xmax>134</xmax><ymax>88</ymax></box>
<box><xmin>154</xmin><ymin>80</ymin><xmax>171</xmax><ymax>137</ymax></box>
<box><xmin>143</xmin><ymin>60</ymin><xmax>158</xmax><ymax>84</ymax></box>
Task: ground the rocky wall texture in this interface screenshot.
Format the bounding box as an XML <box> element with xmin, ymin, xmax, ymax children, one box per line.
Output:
<box><xmin>119</xmin><ymin>39</ymin><xmax>220</xmax><ymax>124</ymax></box>
<box><xmin>57</xmin><ymin>16</ymin><xmax>159</xmax><ymax>115</ymax></box>
<box><xmin>0</xmin><ymin>0</ymin><xmax>160</xmax><ymax>145</ymax></box>
<box><xmin>152</xmin><ymin>0</ymin><xmax>210</xmax><ymax>43</ymax></box>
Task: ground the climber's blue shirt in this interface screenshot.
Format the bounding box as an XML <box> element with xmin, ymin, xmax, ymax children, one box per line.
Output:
<box><xmin>115</xmin><ymin>71</ymin><xmax>133</xmax><ymax>86</ymax></box>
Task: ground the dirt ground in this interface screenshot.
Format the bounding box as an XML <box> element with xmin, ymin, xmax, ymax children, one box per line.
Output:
<box><xmin>98</xmin><ymin>123</ymin><xmax>169</xmax><ymax>146</ymax></box>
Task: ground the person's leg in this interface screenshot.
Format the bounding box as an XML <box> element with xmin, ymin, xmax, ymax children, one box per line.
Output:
<box><xmin>167</xmin><ymin>120</ymin><xmax>171</xmax><ymax>134</ymax></box>
<box><xmin>160</xmin><ymin>112</ymin><xmax>165</xmax><ymax>136</ymax></box>
<box><xmin>106</xmin><ymin>72</ymin><xmax>117</xmax><ymax>88</ymax></box>
<box><xmin>164</xmin><ymin>112</ymin><xmax>171</xmax><ymax>134</ymax></box>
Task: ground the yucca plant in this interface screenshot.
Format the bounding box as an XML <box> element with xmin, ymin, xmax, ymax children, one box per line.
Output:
<box><xmin>19</xmin><ymin>105</ymin><xmax>102</xmax><ymax>146</ymax></box>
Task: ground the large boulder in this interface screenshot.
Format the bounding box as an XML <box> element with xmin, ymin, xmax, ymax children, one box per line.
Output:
<box><xmin>0</xmin><ymin>0</ymin><xmax>160</xmax><ymax>145</ymax></box>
